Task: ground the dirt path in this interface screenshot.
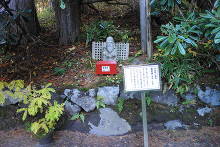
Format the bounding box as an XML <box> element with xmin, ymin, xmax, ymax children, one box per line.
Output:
<box><xmin>0</xmin><ymin>127</ymin><xmax>220</xmax><ymax>147</ymax></box>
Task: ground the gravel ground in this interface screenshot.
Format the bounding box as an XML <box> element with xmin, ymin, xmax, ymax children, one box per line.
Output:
<box><xmin>0</xmin><ymin>127</ymin><xmax>220</xmax><ymax>147</ymax></box>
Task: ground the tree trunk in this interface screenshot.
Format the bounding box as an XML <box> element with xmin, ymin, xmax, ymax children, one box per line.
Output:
<box><xmin>53</xmin><ymin>0</ymin><xmax>80</xmax><ymax>45</ymax></box>
<box><xmin>8</xmin><ymin>0</ymin><xmax>40</xmax><ymax>36</ymax></box>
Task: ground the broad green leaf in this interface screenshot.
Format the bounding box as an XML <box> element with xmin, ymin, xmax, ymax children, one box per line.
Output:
<box><xmin>177</xmin><ymin>41</ymin><xmax>186</xmax><ymax>55</ymax></box>
<box><xmin>205</xmin><ymin>24</ymin><xmax>217</xmax><ymax>28</ymax></box>
<box><xmin>22</xmin><ymin>110</ymin><xmax>27</xmax><ymax>121</ymax></box>
<box><xmin>154</xmin><ymin>36</ymin><xmax>168</xmax><ymax>43</ymax></box>
<box><xmin>211</xmin><ymin>27</ymin><xmax>220</xmax><ymax>34</ymax></box>
<box><xmin>214</xmin><ymin>38</ymin><xmax>220</xmax><ymax>44</ymax></box>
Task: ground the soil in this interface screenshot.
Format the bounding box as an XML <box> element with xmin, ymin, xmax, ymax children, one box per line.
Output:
<box><xmin>0</xmin><ymin>127</ymin><xmax>220</xmax><ymax>147</ymax></box>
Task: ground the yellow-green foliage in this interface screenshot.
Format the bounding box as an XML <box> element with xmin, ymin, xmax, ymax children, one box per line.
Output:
<box><xmin>0</xmin><ymin>80</ymin><xmax>64</xmax><ymax>135</ymax></box>
<box><xmin>30</xmin><ymin>101</ymin><xmax>64</xmax><ymax>135</ymax></box>
<box><xmin>0</xmin><ymin>80</ymin><xmax>25</xmax><ymax>104</ymax></box>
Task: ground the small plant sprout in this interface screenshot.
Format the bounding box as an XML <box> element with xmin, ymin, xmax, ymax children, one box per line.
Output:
<box><xmin>145</xmin><ymin>95</ymin><xmax>152</xmax><ymax>106</ymax></box>
<box><xmin>70</xmin><ymin>113</ymin><xmax>85</xmax><ymax>123</ymax></box>
<box><xmin>117</xmin><ymin>98</ymin><xmax>125</xmax><ymax>113</ymax></box>
<box><xmin>96</xmin><ymin>96</ymin><xmax>106</xmax><ymax>109</ymax></box>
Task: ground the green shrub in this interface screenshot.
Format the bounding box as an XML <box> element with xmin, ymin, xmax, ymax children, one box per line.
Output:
<box><xmin>83</xmin><ymin>20</ymin><xmax>131</xmax><ymax>45</ymax></box>
<box><xmin>153</xmin><ymin>53</ymin><xmax>203</xmax><ymax>94</ymax></box>
<box><xmin>154</xmin><ymin>22</ymin><xmax>201</xmax><ymax>55</ymax></box>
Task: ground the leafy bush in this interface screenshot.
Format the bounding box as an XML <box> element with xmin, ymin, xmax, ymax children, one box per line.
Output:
<box><xmin>154</xmin><ymin>22</ymin><xmax>201</xmax><ymax>55</ymax></box>
<box><xmin>0</xmin><ymin>80</ymin><xmax>64</xmax><ymax>136</ymax></box>
<box><xmin>83</xmin><ymin>20</ymin><xmax>131</xmax><ymax>45</ymax></box>
<box><xmin>155</xmin><ymin>0</ymin><xmax>182</xmax><ymax>11</ymax></box>
<box><xmin>200</xmin><ymin>4</ymin><xmax>220</xmax><ymax>45</ymax></box>
<box><xmin>153</xmin><ymin>53</ymin><xmax>203</xmax><ymax>94</ymax></box>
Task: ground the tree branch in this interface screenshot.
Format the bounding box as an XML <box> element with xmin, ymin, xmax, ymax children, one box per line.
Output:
<box><xmin>82</xmin><ymin>0</ymin><xmax>112</xmax><ymax>4</ymax></box>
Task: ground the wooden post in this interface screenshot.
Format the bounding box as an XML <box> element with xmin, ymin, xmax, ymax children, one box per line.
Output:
<box><xmin>146</xmin><ymin>0</ymin><xmax>152</xmax><ymax>59</ymax></box>
<box><xmin>140</xmin><ymin>0</ymin><xmax>147</xmax><ymax>53</ymax></box>
<box><xmin>140</xmin><ymin>0</ymin><xmax>152</xmax><ymax>59</ymax></box>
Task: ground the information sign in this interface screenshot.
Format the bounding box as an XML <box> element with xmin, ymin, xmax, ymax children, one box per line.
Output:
<box><xmin>123</xmin><ymin>64</ymin><xmax>161</xmax><ymax>92</ymax></box>
<box><xmin>123</xmin><ymin>64</ymin><xmax>161</xmax><ymax>147</ymax></box>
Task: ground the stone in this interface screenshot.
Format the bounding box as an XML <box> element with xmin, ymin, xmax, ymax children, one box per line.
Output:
<box><xmin>64</xmin><ymin>89</ymin><xmax>82</xmax><ymax>99</ymax></box>
<box><xmin>87</xmin><ymin>89</ymin><xmax>97</xmax><ymax>98</ymax></box>
<box><xmin>65</xmin><ymin>101</ymin><xmax>81</xmax><ymax>115</ymax></box>
<box><xmin>102</xmin><ymin>36</ymin><xmax>117</xmax><ymax>61</ymax></box>
<box><xmin>197</xmin><ymin>107</ymin><xmax>212</xmax><ymax>116</ymax></box>
<box><xmin>71</xmin><ymin>96</ymin><xmax>96</xmax><ymax>112</ymax></box>
<box><xmin>64</xmin><ymin>89</ymin><xmax>71</xmax><ymax>97</ymax></box>
<box><xmin>69</xmin><ymin>89</ymin><xmax>82</xmax><ymax>102</ymax></box>
<box><xmin>198</xmin><ymin>86</ymin><xmax>220</xmax><ymax>106</ymax></box>
<box><xmin>183</xmin><ymin>93</ymin><xmax>196</xmax><ymax>100</ymax></box>
<box><xmin>131</xmin><ymin>58</ymin><xmax>145</xmax><ymax>65</ymax></box>
<box><xmin>0</xmin><ymin>94</ymin><xmax>20</xmax><ymax>106</ymax></box>
<box><xmin>97</xmin><ymin>86</ymin><xmax>119</xmax><ymax>105</ymax></box>
<box><xmin>119</xmin><ymin>91</ymin><xmax>141</xmax><ymax>100</ymax></box>
<box><xmin>88</xmin><ymin>108</ymin><xmax>131</xmax><ymax>136</ymax></box>
<box><xmin>164</xmin><ymin>120</ymin><xmax>187</xmax><ymax>130</ymax></box>
<box><xmin>150</xmin><ymin>90</ymin><xmax>179</xmax><ymax>106</ymax></box>
<box><xmin>0</xmin><ymin>89</ymin><xmax>25</xmax><ymax>107</ymax></box>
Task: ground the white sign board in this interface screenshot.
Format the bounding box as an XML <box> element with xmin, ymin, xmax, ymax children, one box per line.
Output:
<box><xmin>102</xmin><ymin>66</ymin><xmax>110</xmax><ymax>72</ymax></box>
<box><xmin>123</xmin><ymin>64</ymin><xmax>161</xmax><ymax>92</ymax></box>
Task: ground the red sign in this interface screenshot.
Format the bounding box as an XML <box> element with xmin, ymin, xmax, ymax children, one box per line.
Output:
<box><xmin>96</xmin><ymin>61</ymin><xmax>117</xmax><ymax>75</ymax></box>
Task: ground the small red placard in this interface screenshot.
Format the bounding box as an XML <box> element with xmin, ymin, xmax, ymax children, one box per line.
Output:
<box><xmin>96</xmin><ymin>61</ymin><xmax>117</xmax><ymax>75</ymax></box>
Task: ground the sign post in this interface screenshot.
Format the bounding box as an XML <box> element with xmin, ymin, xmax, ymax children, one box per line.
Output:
<box><xmin>123</xmin><ymin>64</ymin><xmax>161</xmax><ymax>147</ymax></box>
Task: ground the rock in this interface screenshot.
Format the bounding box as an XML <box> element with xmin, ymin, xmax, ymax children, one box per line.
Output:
<box><xmin>164</xmin><ymin>120</ymin><xmax>187</xmax><ymax>130</ymax></box>
<box><xmin>198</xmin><ymin>87</ymin><xmax>220</xmax><ymax>106</ymax></box>
<box><xmin>64</xmin><ymin>101</ymin><xmax>81</xmax><ymax>116</ymax></box>
<box><xmin>97</xmin><ymin>86</ymin><xmax>119</xmax><ymax>105</ymax></box>
<box><xmin>64</xmin><ymin>89</ymin><xmax>71</xmax><ymax>96</ymax></box>
<box><xmin>64</xmin><ymin>89</ymin><xmax>82</xmax><ymax>100</ymax></box>
<box><xmin>150</xmin><ymin>90</ymin><xmax>179</xmax><ymax>106</ymax></box>
<box><xmin>88</xmin><ymin>108</ymin><xmax>131</xmax><ymax>136</ymax></box>
<box><xmin>119</xmin><ymin>91</ymin><xmax>141</xmax><ymax>100</ymax></box>
<box><xmin>184</xmin><ymin>93</ymin><xmax>196</xmax><ymax>100</ymax></box>
<box><xmin>87</xmin><ymin>89</ymin><xmax>97</xmax><ymax>98</ymax></box>
<box><xmin>131</xmin><ymin>58</ymin><xmax>145</xmax><ymax>65</ymax></box>
<box><xmin>0</xmin><ymin>93</ymin><xmax>21</xmax><ymax>106</ymax></box>
<box><xmin>71</xmin><ymin>96</ymin><xmax>96</xmax><ymax>112</ymax></box>
<box><xmin>197</xmin><ymin>107</ymin><xmax>212</xmax><ymax>116</ymax></box>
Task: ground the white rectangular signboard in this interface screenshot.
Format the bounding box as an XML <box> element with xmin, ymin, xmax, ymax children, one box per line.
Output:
<box><xmin>123</xmin><ymin>64</ymin><xmax>161</xmax><ymax>92</ymax></box>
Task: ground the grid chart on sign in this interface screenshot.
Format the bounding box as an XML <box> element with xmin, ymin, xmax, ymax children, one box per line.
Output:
<box><xmin>124</xmin><ymin>65</ymin><xmax>161</xmax><ymax>92</ymax></box>
<box><xmin>92</xmin><ymin>42</ymin><xmax>129</xmax><ymax>60</ymax></box>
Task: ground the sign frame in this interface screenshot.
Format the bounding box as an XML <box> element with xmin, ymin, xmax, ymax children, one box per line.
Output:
<box><xmin>123</xmin><ymin>63</ymin><xmax>162</xmax><ymax>92</ymax></box>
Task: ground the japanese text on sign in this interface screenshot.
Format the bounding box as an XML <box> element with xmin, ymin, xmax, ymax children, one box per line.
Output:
<box><xmin>102</xmin><ymin>66</ymin><xmax>110</xmax><ymax>72</ymax></box>
<box><xmin>123</xmin><ymin>64</ymin><xmax>161</xmax><ymax>92</ymax></box>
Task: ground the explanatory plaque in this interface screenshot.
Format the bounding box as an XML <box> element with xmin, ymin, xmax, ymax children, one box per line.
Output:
<box><xmin>124</xmin><ymin>64</ymin><xmax>161</xmax><ymax>92</ymax></box>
